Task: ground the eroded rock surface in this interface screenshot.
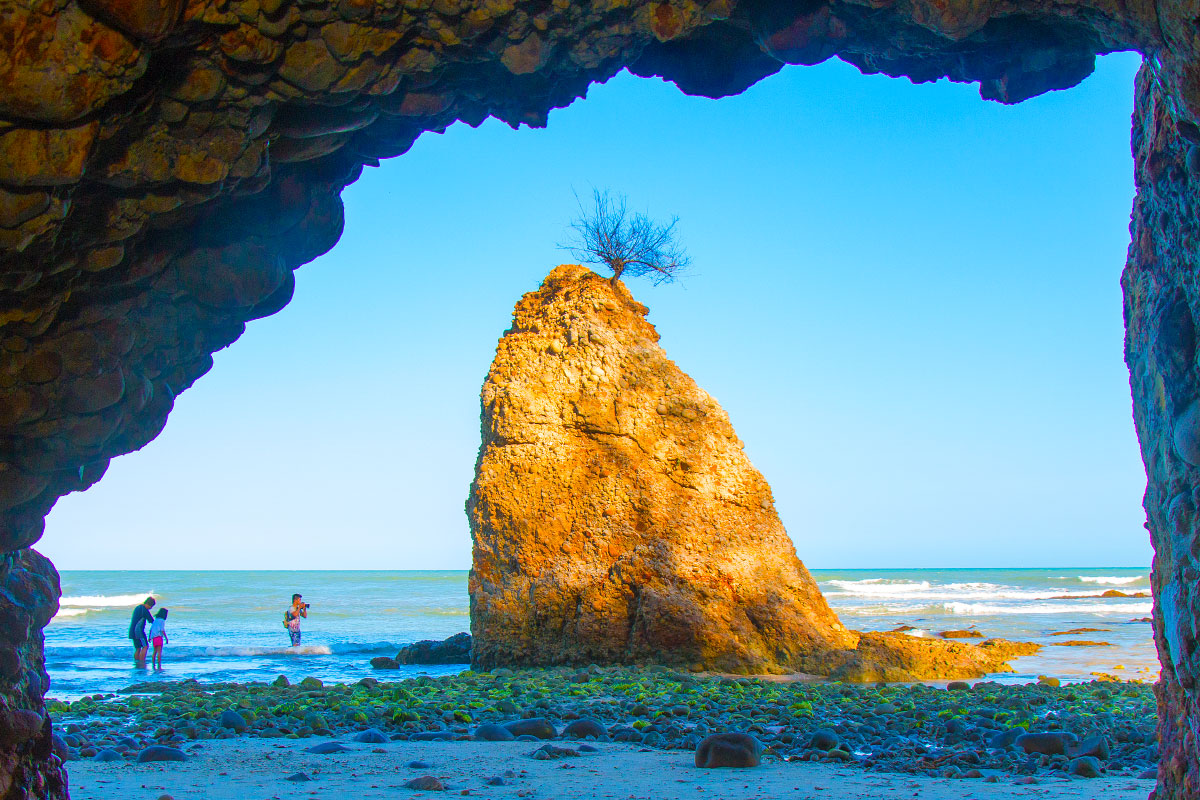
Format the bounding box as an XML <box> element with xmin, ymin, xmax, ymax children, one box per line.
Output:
<box><xmin>1125</xmin><ymin>64</ymin><xmax>1200</xmax><ymax>800</ymax></box>
<box><xmin>469</xmin><ymin>266</ymin><xmax>856</xmax><ymax>673</ymax></box>
<box><xmin>0</xmin><ymin>549</ymin><xmax>65</xmax><ymax>800</ymax></box>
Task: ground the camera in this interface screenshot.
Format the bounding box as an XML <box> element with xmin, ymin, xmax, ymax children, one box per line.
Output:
<box><xmin>303</xmin><ymin>603</ymin><xmax>311</xmax><ymax>609</ymax></box>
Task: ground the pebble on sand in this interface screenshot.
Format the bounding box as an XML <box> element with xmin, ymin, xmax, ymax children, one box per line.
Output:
<box><xmin>305</xmin><ymin>742</ymin><xmax>350</xmax><ymax>754</ymax></box>
<box><xmin>404</xmin><ymin>775</ymin><xmax>446</xmax><ymax>790</ymax></box>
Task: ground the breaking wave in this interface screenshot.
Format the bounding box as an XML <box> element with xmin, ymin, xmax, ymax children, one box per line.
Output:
<box><xmin>1078</xmin><ymin>576</ymin><xmax>1144</xmax><ymax>585</ymax></box>
<box><xmin>60</xmin><ymin>593</ymin><xmax>155</xmax><ymax>608</ymax></box>
<box><xmin>51</xmin><ymin>608</ymin><xmax>89</xmax><ymax>619</ymax></box>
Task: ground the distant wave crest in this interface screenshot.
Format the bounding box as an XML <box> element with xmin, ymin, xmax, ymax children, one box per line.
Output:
<box><xmin>51</xmin><ymin>608</ymin><xmax>88</xmax><ymax>619</ymax></box>
<box><xmin>1078</xmin><ymin>576</ymin><xmax>1144</xmax><ymax>585</ymax></box>
<box><xmin>942</xmin><ymin>601</ymin><xmax>1152</xmax><ymax>616</ymax></box>
<box><xmin>60</xmin><ymin>592</ymin><xmax>154</xmax><ymax>608</ymax></box>
<box><xmin>824</xmin><ymin>580</ymin><xmax>1118</xmax><ymax>603</ymax></box>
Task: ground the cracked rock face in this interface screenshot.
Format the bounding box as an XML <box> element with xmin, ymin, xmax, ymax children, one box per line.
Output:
<box><xmin>468</xmin><ymin>265</ymin><xmax>857</xmax><ymax>673</ymax></box>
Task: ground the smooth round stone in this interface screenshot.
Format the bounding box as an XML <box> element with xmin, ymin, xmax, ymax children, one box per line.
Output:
<box><xmin>404</xmin><ymin>776</ymin><xmax>445</xmax><ymax>790</ymax></box>
<box><xmin>473</xmin><ymin>723</ymin><xmax>515</xmax><ymax>742</ymax></box>
<box><xmin>808</xmin><ymin>729</ymin><xmax>840</xmax><ymax>751</ymax></box>
<box><xmin>136</xmin><ymin>746</ymin><xmax>187</xmax><ymax>763</ymax></box>
<box><xmin>93</xmin><ymin>749</ymin><xmax>122</xmax><ymax>762</ymax></box>
<box><xmin>1016</xmin><ymin>732</ymin><xmax>1076</xmax><ymax>756</ymax></box>
<box><xmin>304</xmin><ymin>742</ymin><xmax>349</xmax><ymax>754</ymax></box>
<box><xmin>563</xmin><ymin>718</ymin><xmax>606</xmax><ymax>739</ymax></box>
<box><xmin>503</xmin><ymin>718</ymin><xmax>556</xmax><ymax>739</ymax></box>
<box><xmin>1070</xmin><ymin>756</ymin><xmax>1103</xmax><ymax>778</ymax></box>
<box><xmin>218</xmin><ymin>710</ymin><xmax>247</xmax><ymax>733</ymax></box>
<box><xmin>352</xmin><ymin>728</ymin><xmax>389</xmax><ymax>744</ymax></box>
<box><xmin>694</xmin><ymin>733</ymin><xmax>762</xmax><ymax>769</ymax></box>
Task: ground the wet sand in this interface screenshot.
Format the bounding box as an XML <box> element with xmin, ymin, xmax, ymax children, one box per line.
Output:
<box><xmin>67</xmin><ymin>737</ymin><xmax>1156</xmax><ymax>800</ymax></box>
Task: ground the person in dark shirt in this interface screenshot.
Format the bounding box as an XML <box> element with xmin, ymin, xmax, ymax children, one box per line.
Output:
<box><xmin>128</xmin><ymin>597</ymin><xmax>155</xmax><ymax>665</ymax></box>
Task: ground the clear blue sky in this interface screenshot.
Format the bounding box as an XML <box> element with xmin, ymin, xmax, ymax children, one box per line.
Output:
<box><xmin>44</xmin><ymin>53</ymin><xmax>1151</xmax><ymax>570</ymax></box>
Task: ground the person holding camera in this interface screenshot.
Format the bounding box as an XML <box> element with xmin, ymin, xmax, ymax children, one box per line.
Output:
<box><xmin>284</xmin><ymin>593</ymin><xmax>309</xmax><ymax>647</ymax></box>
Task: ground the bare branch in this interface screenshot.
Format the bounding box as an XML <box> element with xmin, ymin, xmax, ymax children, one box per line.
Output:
<box><xmin>560</xmin><ymin>190</ymin><xmax>691</xmax><ymax>287</ymax></box>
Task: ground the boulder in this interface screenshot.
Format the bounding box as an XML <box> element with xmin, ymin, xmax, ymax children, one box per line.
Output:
<box><xmin>352</xmin><ymin>729</ymin><xmax>389</xmax><ymax>744</ymax></box>
<box><xmin>826</xmin><ymin>633</ymin><xmax>1035</xmax><ymax>682</ymax></box>
<box><xmin>304</xmin><ymin>742</ymin><xmax>349</xmax><ymax>754</ymax></box>
<box><xmin>1069</xmin><ymin>756</ymin><xmax>1103</xmax><ymax>777</ymax></box>
<box><xmin>395</xmin><ymin>632</ymin><xmax>471</xmax><ymax>665</ymax></box>
<box><xmin>468</xmin><ymin>266</ymin><xmax>855</xmax><ymax>673</ymax></box>
<box><xmin>694</xmin><ymin>733</ymin><xmax>763</xmax><ymax>768</ymax></box>
<box><xmin>370</xmin><ymin>656</ymin><xmax>399</xmax><ymax>670</ymax></box>
<box><xmin>1068</xmin><ymin>734</ymin><xmax>1111</xmax><ymax>760</ymax></box>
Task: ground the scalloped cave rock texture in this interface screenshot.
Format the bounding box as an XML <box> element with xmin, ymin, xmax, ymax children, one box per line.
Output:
<box><xmin>467</xmin><ymin>266</ymin><xmax>1036</xmax><ymax>683</ymax></box>
<box><xmin>0</xmin><ymin>0</ymin><xmax>1199</xmax><ymax>796</ymax></box>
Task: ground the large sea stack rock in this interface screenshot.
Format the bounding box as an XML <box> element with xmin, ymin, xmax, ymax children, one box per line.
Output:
<box><xmin>468</xmin><ymin>265</ymin><xmax>856</xmax><ymax>673</ymax></box>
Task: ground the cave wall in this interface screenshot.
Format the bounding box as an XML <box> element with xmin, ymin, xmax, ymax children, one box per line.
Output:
<box><xmin>1</xmin><ymin>0</ymin><xmax>1199</xmax><ymax>796</ymax></box>
<box><xmin>1126</xmin><ymin>63</ymin><xmax>1200</xmax><ymax>800</ymax></box>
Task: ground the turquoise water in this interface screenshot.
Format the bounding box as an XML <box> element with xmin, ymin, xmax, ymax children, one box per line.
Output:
<box><xmin>44</xmin><ymin>568</ymin><xmax>1156</xmax><ymax>697</ymax></box>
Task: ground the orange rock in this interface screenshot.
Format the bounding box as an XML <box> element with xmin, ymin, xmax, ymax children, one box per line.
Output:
<box><xmin>77</xmin><ymin>0</ymin><xmax>184</xmax><ymax>41</ymax></box>
<box><xmin>468</xmin><ymin>266</ymin><xmax>856</xmax><ymax>673</ymax></box>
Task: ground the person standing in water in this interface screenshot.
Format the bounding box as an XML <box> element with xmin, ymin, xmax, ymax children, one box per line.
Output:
<box><xmin>284</xmin><ymin>593</ymin><xmax>308</xmax><ymax>647</ymax></box>
<box><xmin>149</xmin><ymin>608</ymin><xmax>169</xmax><ymax>670</ymax></box>
<box><xmin>128</xmin><ymin>596</ymin><xmax>155</xmax><ymax>665</ymax></box>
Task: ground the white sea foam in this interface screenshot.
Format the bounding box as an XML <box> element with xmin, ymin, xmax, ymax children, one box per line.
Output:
<box><xmin>195</xmin><ymin>645</ymin><xmax>334</xmax><ymax>657</ymax></box>
<box><xmin>823</xmin><ymin>580</ymin><xmax>1107</xmax><ymax>603</ymax></box>
<box><xmin>60</xmin><ymin>592</ymin><xmax>154</xmax><ymax>608</ymax></box>
<box><xmin>1079</xmin><ymin>576</ymin><xmax>1144</xmax><ymax>585</ymax></box>
<box><xmin>51</xmin><ymin>608</ymin><xmax>88</xmax><ymax>619</ymax></box>
<box><xmin>942</xmin><ymin>601</ymin><xmax>1152</xmax><ymax>616</ymax></box>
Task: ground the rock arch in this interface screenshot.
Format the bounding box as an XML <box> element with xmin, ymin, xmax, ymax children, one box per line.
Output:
<box><xmin>0</xmin><ymin>0</ymin><xmax>1198</xmax><ymax>796</ymax></box>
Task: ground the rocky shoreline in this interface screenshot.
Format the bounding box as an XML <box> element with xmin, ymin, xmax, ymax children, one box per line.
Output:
<box><xmin>47</xmin><ymin>667</ymin><xmax>1157</xmax><ymax>782</ymax></box>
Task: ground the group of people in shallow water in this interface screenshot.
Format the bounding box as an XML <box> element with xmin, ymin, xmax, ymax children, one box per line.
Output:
<box><xmin>126</xmin><ymin>596</ymin><xmax>168</xmax><ymax>668</ymax></box>
<box><xmin>127</xmin><ymin>592</ymin><xmax>311</xmax><ymax>668</ymax></box>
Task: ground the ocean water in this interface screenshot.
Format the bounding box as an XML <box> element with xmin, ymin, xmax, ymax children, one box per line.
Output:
<box><xmin>44</xmin><ymin>568</ymin><xmax>1157</xmax><ymax>698</ymax></box>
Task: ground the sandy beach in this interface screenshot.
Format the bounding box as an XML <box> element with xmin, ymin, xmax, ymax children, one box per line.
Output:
<box><xmin>66</xmin><ymin>737</ymin><xmax>1156</xmax><ymax>800</ymax></box>
<box><xmin>48</xmin><ymin>667</ymin><xmax>1159</xmax><ymax>800</ymax></box>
